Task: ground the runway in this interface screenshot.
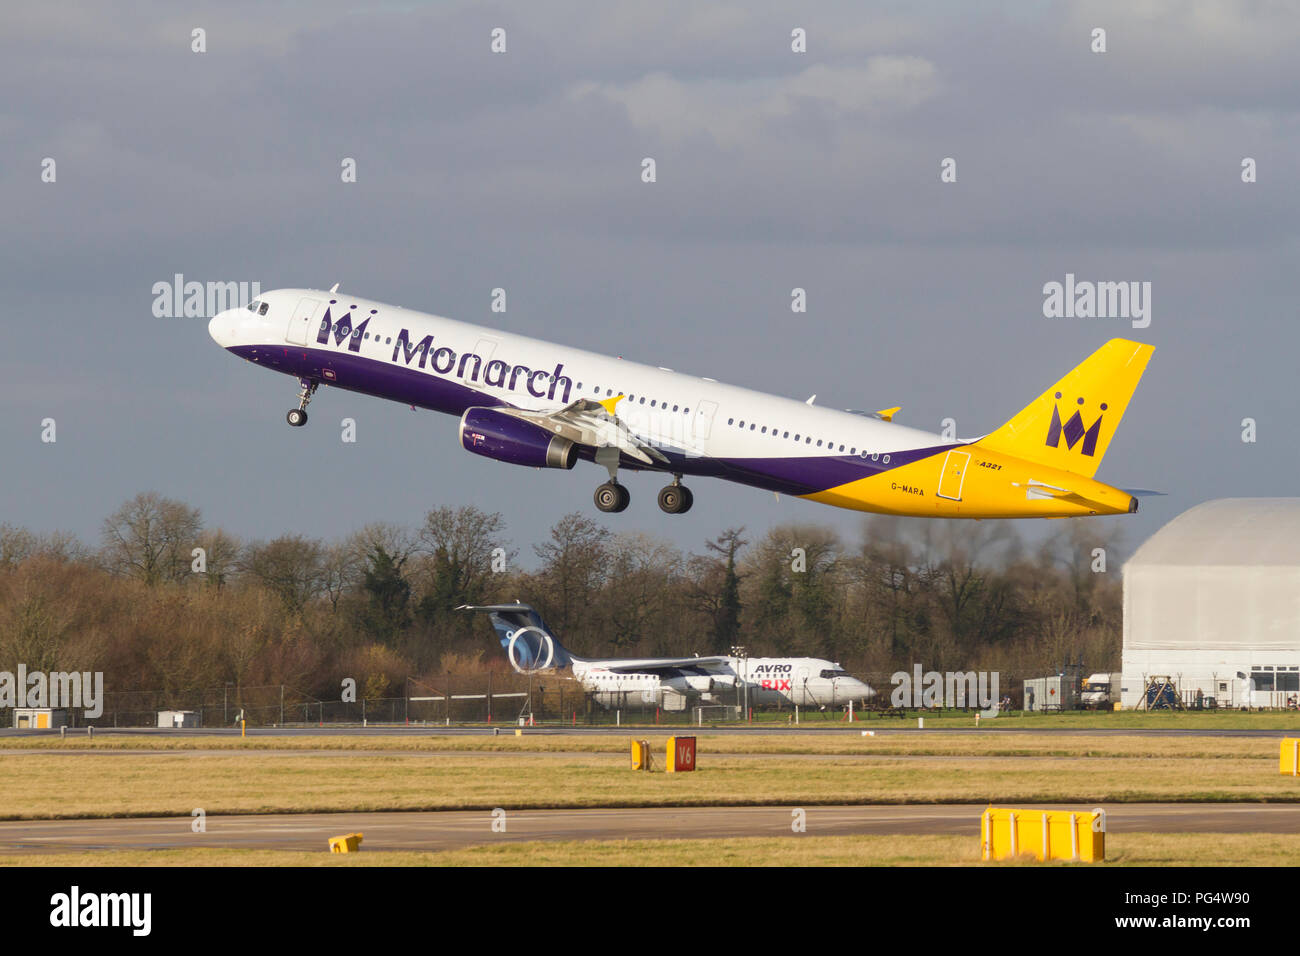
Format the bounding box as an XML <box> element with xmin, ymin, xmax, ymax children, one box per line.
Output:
<box><xmin>3</xmin><ymin>803</ymin><xmax>1300</xmax><ymax>854</ymax></box>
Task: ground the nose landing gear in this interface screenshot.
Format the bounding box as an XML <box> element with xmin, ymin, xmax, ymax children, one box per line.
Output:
<box><xmin>287</xmin><ymin>377</ymin><xmax>317</xmax><ymax>427</ymax></box>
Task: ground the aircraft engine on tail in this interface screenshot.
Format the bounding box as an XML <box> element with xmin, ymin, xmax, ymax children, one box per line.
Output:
<box><xmin>459</xmin><ymin>407</ymin><xmax>578</xmax><ymax>469</ymax></box>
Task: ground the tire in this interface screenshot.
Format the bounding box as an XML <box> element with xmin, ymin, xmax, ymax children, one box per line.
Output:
<box><xmin>657</xmin><ymin>486</ymin><xmax>683</xmax><ymax>514</ymax></box>
<box><xmin>594</xmin><ymin>482</ymin><xmax>622</xmax><ymax>513</ymax></box>
<box><xmin>287</xmin><ymin>408</ymin><xmax>308</xmax><ymax>427</ymax></box>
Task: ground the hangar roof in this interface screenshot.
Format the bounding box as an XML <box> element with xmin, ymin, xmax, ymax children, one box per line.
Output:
<box><xmin>1127</xmin><ymin>498</ymin><xmax>1300</xmax><ymax>568</ymax></box>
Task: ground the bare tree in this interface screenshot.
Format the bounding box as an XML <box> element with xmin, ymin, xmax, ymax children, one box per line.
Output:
<box><xmin>100</xmin><ymin>492</ymin><xmax>203</xmax><ymax>585</ymax></box>
<box><xmin>240</xmin><ymin>534</ymin><xmax>327</xmax><ymax>612</ymax></box>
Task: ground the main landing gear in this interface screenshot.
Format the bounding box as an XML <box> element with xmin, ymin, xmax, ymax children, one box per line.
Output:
<box><xmin>657</xmin><ymin>478</ymin><xmax>694</xmax><ymax>515</ymax></box>
<box><xmin>594</xmin><ymin>481</ymin><xmax>630</xmax><ymax>513</ymax></box>
<box><xmin>594</xmin><ymin>477</ymin><xmax>693</xmax><ymax>514</ymax></box>
<box><xmin>590</xmin><ymin>449</ymin><xmax>692</xmax><ymax>515</ymax></box>
<box><xmin>286</xmin><ymin>377</ymin><xmax>317</xmax><ymax>427</ymax></box>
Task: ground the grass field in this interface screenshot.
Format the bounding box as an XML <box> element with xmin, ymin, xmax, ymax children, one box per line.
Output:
<box><xmin>2</xmin><ymin>832</ymin><xmax>1296</xmax><ymax>867</ymax></box>
<box><xmin>737</xmin><ymin>709</ymin><xmax>1300</xmax><ymax>731</ymax></box>
<box><xmin>2</xmin><ymin>730</ymin><xmax>1297</xmax><ymax>865</ymax></box>
<box><xmin>0</xmin><ymin>743</ymin><xmax>1296</xmax><ymax>820</ymax></box>
<box><xmin>0</xmin><ymin>731</ymin><xmax>1288</xmax><ymax>759</ymax></box>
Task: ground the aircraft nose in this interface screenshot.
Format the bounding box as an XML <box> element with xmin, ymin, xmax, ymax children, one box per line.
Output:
<box><xmin>208</xmin><ymin>309</ymin><xmax>236</xmax><ymax>348</ymax></box>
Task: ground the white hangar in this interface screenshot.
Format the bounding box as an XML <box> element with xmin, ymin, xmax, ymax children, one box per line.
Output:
<box><xmin>1121</xmin><ymin>498</ymin><xmax>1300</xmax><ymax>709</ymax></box>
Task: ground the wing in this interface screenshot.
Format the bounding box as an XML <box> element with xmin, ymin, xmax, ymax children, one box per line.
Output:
<box><xmin>601</xmin><ymin>656</ymin><xmax>734</xmax><ymax>676</ymax></box>
<box><xmin>493</xmin><ymin>395</ymin><xmax>670</xmax><ymax>466</ymax></box>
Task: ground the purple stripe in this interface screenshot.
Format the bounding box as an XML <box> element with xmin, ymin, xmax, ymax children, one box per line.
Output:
<box><xmin>228</xmin><ymin>343</ymin><xmax>506</xmax><ymax>415</ymax></box>
<box><xmin>229</xmin><ymin>343</ymin><xmax>957</xmax><ymax>495</ymax></box>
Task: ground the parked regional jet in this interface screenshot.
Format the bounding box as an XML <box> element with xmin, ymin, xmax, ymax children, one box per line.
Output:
<box><xmin>209</xmin><ymin>288</ymin><xmax>1154</xmax><ymax>517</ymax></box>
<box><xmin>458</xmin><ymin>603</ymin><xmax>874</xmax><ymax>710</ymax></box>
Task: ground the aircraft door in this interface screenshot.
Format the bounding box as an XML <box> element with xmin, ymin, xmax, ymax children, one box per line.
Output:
<box><xmin>693</xmin><ymin>400</ymin><xmax>718</xmax><ymax>440</ymax></box>
<box><xmin>286</xmin><ymin>297</ymin><xmax>321</xmax><ymax>346</ymax></box>
<box><xmin>937</xmin><ymin>449</ymin><xmax>971</xmax><ymax>501</ymax></box>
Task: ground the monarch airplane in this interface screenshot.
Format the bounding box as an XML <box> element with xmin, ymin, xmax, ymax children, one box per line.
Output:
<box><xmin>458</xmin><ymin>603</ymin><xmax>874</xmax><ymax>710</ymax></box>
<box><xmin>209</xmin><ymin>288</ymin><xmax>1154</xmax><ymax>516</ymax></box>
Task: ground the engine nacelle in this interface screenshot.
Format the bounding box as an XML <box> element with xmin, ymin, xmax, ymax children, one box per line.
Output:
<box><xmin>459</xmin><ymin>407</ymin><xmax>578</xmax><ymax>469</ymax></box>
<box><xmin>664</xmin><ymin>675</ymin><xmax>727</xmax><ymax>695</ymax></box>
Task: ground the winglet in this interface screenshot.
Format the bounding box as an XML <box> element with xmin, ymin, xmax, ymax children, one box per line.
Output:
<box><xmin>875</xmin><ymin>406</ymin><xmax>901</xmax><ymax>422</ymax></box>
<box><xmin>598</xmin><ymin>393</ymin><xmax>625</xmax><ymax>415</ymax></box>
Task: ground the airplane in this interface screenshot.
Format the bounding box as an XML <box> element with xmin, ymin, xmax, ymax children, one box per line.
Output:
<box><xmin>208</xmin><ymin>287</ymin><xmax>1154</xmax><ymax>517</ymax></box>
<box><xmin>457</xmin><ymin>602</ymin><xmax>875</xmax><ymax>711</ymax></box>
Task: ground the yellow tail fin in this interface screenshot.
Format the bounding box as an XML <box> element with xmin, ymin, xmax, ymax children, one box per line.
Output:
<box><xmin>977</xmin><ymin>339</ymin><xmax>1154</xmax><ymax>478</ymax></box>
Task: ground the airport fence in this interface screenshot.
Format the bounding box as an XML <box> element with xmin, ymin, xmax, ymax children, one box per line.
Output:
<box><xmin>31</xmin><ymin>669</ymin><xmax>1300</xmax><ymax>730</ymax></box>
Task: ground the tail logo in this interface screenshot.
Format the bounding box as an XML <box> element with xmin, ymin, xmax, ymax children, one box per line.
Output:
<box><xmin>505</xmin><ymin>626</ymin><xmax>555</xmax><ymax>674</ymax></box>
<box><xmin>1045</xmin><ymin>393</ymin><xmax>1108</xmax><ymax>457</ymax></box>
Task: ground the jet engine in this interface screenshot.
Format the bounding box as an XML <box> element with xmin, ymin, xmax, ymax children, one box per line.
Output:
<box><xmin>459</xmin><ymin>407</ymin><xmax>577</xmax><ymax>469</ymax></box>
<box><xmin>663</xmin><ymin>674</ymin><xmax>736</xmax><ymax>695</ymax></box>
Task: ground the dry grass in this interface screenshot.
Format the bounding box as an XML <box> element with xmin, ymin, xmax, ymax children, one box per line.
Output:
<box><xmin>0</xmin><ymin>732</ymin><xmax>1286</xmax><ymax>760</ymax></box>
<box><xmin>3</xmin><ymin>832</ymin><xmax>1297</xmax><ymax>867</ymax></box>
<box><xmin>0</xmin><ymin>750</ymin><xmax>1296</xmax><ymax>821</ymax></box>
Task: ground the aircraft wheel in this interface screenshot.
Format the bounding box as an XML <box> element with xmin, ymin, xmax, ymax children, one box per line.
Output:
<box><xmin>595</xmin><ymin>482</ymin><xmax>629</xmax><ymax>513</ymax></box>
<box><xmin>657</xmin><ymin>484</ymin><xmax>691</xmax><ymax>514</ymax></box>
<box><xmin>680</xmin><ymin>486</ymin><xmax>694</xmax><ymax>513</ymax></box>
<box><xmin>286</xmin><ymin>408</ymin><xmax>308</xmax><ymax>427</ymax></box>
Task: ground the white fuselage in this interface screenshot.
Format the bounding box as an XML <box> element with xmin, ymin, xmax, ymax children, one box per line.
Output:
<box><xmin>208</xmin><ymin>288</ymin><xmax>949</xmax><ymax>498</ymax></box>
<box><xmin>573</xmin><ymin>657</ymin><xmax>873</xmax><ymax>710</ymax></box>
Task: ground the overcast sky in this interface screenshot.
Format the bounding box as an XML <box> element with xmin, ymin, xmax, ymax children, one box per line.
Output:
<box><xmin>2</xmin><ymin>1</ymin><xmax>1296</xmax><ymax>566</ymax></box>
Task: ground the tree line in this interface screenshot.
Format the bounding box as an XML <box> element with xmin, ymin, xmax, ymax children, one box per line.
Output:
<box><xmin>0</xmin><ymin>491</ymin><xmax>1124</xmax><ymax>704</ymax></box>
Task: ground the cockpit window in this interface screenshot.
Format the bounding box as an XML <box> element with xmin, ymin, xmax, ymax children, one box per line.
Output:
<box><xmin>258</xmin><ymin>302</ymin><xmax>270</xmax><ymax>315</ymax></box>
<box><xmin>820</xmin><ymin>668</ymin><xmax>850</xmax><ymax>679</ymax></box>
<box><xmin>246</xmin><ymin>299</ymin><xmax>260</xmax><ymax>312</ymax></box>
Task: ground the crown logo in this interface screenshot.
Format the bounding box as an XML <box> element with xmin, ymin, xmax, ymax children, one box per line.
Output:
<box><xmin>1046</xmin><ymin>393</ymin><xmax>1107</xmax><ymax>456</ymax></box>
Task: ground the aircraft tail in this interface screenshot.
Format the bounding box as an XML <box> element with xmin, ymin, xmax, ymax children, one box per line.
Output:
<box><xmin>457</xmin><ymin>603</ymin><xmax>577</xmax><ymax>673</ymax></box>
<box><xmin>976</xmin><ymin>338</ymin><xmax>1154</xmax><ymax>478</ymax></box>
